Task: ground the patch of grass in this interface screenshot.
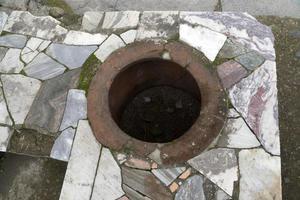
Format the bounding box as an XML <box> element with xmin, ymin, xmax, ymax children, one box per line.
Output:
<box><xmin>78</xmin><ymin>54</ymin><xmax>101</xmax><ymax>94</ymax></box>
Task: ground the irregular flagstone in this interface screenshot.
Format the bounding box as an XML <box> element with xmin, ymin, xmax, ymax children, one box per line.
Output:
<box><xmin>122</xmin><ymin>167</ymin><xmax>173</xmax><ymax>200</ymax></box>
<box><xmin>63</xmin><ymin>30</ymin><xmax>107</xmax><ymax>45</ymax></box>
<box><xmin>25</xmin><ymin>69</ymin><xmax>81</xmax><ymax>135</ymax></box>
<box><xmin>175</xmin><ymin>175</ymin><xmax>205</xmax><ymax>200</ymax></box>
<box><xmin>0</xmin><ymin>34</ymin><xmax>27</xmax><ymax>48</ymax></box>
<box><xmin>81</xmin><ymin>11</ymin><xmax>104</xmax><ymax>32</ymax></box>
<box><xmin>0</xmin><ymin>12</ymin><xmax>8</xmax><ymax>34</ymax></box>
<box><xmin>217</xmin><ymin>60</ymin><xmax>248</xmax><ymax>89</ymax></box>
<box><xmin>0</xmin><ymin>47</ymin><xmax>8</xmax><ymax>61</ymax></box>
<box><xmin>227</xmin><ymin>108</ymin><xmax>240</xmax><ymax>118</ymax></box>
<box><xmin>59</xmin><ymin>120</ymin><xmax>102</xmax><ymax>200</ymax></box>
<box><xmin>202</xmin><ymin>178</ymin><xmax>232</xmax><ymax>200</ymax></box>
<box><xmin>179</xmin><ymin>24</ymin><xmax>227</xmax><ymax>61</ymax></box>
<box><xmin>91</xmin><ymin>148</ymin><xmax>124</xmax><ymax>200</ymax></box>
<box><xmin>50</xmin><ymin>127</ymin><xmax>75</xmax><ymax>162</ymax></box>
<box><xmin>217</xmin><ymin>118</ymin><xmax>260</xmax><ymax>148</ymax></box>
<box><xmin>229</xmin><ymin>60</ymin><xmax>280</xmax><ymax>155</ymax></box>
<box><xmin>0</xmin><ymin>0</ymin><xmax>28</xmax><ymax>10</ymax></box>
<box><xmin>180</xmin><ymin>12</ymin><xmax>275</xmax><ymax>60</ymax></box>
<box><xmin>24</xmin><ymin>53</ymin><xmax>66</xmax><ymax>80</ymax></box>
<box><xmin>122</xmin><ymin>184</ymin><xmax>151</xmax><ymax>200</ymax></box>
<box><xmin>188</xmin><ymin>148</ymin><xmax>238</xmax><ymax>196</ymax></box>
<box><xmin>218</xmin><ymin>39</ymin><xmax>249</xmax><ymax>59</ymax></box>
<box><xmin>239</xmin><ymin>149</ymin><xmax>281</xmax><ymax>200</ymax></box>
<box><xmin>8</xmin><ymin>128</ymin><xmax>55</xmax><ymax>156</ymax></box>
<box><xmin>234</xmin><ymin>51</ymin><xmax>265</xmax><ymax>71</ymax></box>
<box><xmin>21</xmin><ymin>37</ymin><xmax>51</xmax><ymax>64</ymax></box>
<box><xmin>94</xmin><ymin>34</ymin><xmax>125</xmax><ymax>62</ymax></box>
<box><xmin>1</xmin><ymin>74</ymin><xmax>41</xmax><ymax>125</ymax></box>
<box><xmin>0</xmin><ymin>126</ymin><xmax>13</xmax><ymax>152</ymax></box>
<box><xmin>102</xmin><ymin>11</ymin><xmax>140</xmax><ymax>30</ymax></box>
<box><xmin>4</xmin><ymin>11</ymin><xmax>67</xmax><ymax>41</ymax></box>
<box><xmin>124</xmin><ymin>157</ymin><xmax>152</xmax><ymax>170</ymax></box>
<box><xmin>0</xmin><ymin>88</ymin><xmax>12</xmax><ymax>125</ymax></box>
<box><xmin>152</xmin><ymin>166</ymin><xmax>186</xmax><ymax>186</ymax></box>
<box><xmin>46</xmin><ymin>44</ymin><xmax>97</xmax><ymax>69</ymax></box>
<box><xmin>136</xmin><ymin>11</ymin><xmax>179</xmax><ymax>40</ymax></box>
<box><xmin>0</xmin><ymin>48</ymin><xmax>24</xmax><ymax>73</ymax></box>
<box><xmin>59</xmin><ymin>89</ymin><xmax>87</xmax><ymax>131</ymax></box>
<box><xmin>120</xmin><ymin>30</ymin><xmax>137</xmax><ymax>44</ymax></box>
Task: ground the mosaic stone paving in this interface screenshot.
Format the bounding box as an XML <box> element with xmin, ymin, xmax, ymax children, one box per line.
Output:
<box><xmin>0</xmin><ymin>10</ymin><xmax>281</xmax><ymax>200</ymax></box>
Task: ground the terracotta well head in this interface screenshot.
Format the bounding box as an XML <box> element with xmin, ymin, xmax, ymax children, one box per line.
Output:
<box><xmin>88</xmin><ymin>41</ymin><xmax>227</xmax><ymax>165</ymax></box>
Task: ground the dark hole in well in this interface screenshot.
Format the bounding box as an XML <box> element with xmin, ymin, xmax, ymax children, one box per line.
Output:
<box><xmin>109</xmin><ymin>58</ymin><xmax>201</xmax><ymax>143</ymax></box>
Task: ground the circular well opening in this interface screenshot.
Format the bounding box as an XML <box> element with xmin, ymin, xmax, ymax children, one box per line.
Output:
<box><xmin>109</xmin><ymin>58</ymin><xmax>201</xmax><ymax>143</ymax></box>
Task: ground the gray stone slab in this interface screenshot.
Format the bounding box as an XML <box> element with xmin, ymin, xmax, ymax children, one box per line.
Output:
<box><xmin>59</xmin><ymin>89</ymin><xmax>87</xmax><ymax>131</ymax></box>
<box><xmin>175</xmin><ymin>175</ymin><xmax>205</xmax><ymax>200</ymax></box>
<box><xmin>229</xmin><ymin>60</ymin><xmax>280</xmax><ymax>155</ymax></box>
<box><xmin>218</xmin><ymin>39</ymin><xmax>249</xmax><ymax>59</ymax></box>
<box><xmin>81</xmin><ymin>11</ymin><xmax>104</xmax><ymax>32</ymax></box>
<box><xmin>0</xmin><ymin>47</ymin><xmax>8</xmax><ymax>61</ymax></box>
<box><xmin>63</xmin><ymin>30</ymin><xmax>108</xmax><ymax>46</ymax></box>
<box><xmin>152</xmin><ymin>167</ymin><xmax>186</xmax><ymax>186</ymax></box>
<box><xmin>4</xmin><ymin>11</ymin><xmax>67</xmax><ymax>41</ymax></box>
<box><xmin>91</xmin><ymin>148</ymin><xmax>124</xmax><ymax>200</ymax></box>
<box><xmin>116</xmin><ymin>0</ymin><xmax>218</xmax><ymax>11</ymax></box>
<box><xmin>46</xmin><ymin>44</ymin><xmax>97</xmax><ymax>70</ymax></box>
<box><xmin>94</xmin><ymin>34</ymin><xmax>125</xmax><ymax>62</ymax></box>
<box><xmin>0</xmin><ymin>126</ymin><xmax>13</xmax><ymax>152</ymax></box>
<box><xmin>234</xmin><ymin>51</ymin><xmax>265</xmax><ymax>71</ymax></box>
<box><xmin>50</xmin><ymin>127</ymin><xmax>75</xmax><ymax>162</ymax></box>
<box><xmin>0</xmin><ymin>0</ymin><xmax>28</xmax><ymax>10</ymax></box>
<box><xmin>137</xmin><ymin>11</ymin><xmax>179</xmax><ymax>40</ymax></box>
<box><xmin>202</xmin><ymin>178</ymin><xmax>232</xmax><ymax>200</ymax></box>
<box><xmin>59</xmin><ymin>120</ymin><xmax>102</xmax><ymax>200</ymax></box>
<box><xmin>221</xmin><ymin>0</ymin><xmax>300</xmax><ymax>18</ymax></box>
<box><xmin>7</xmin><ymin>128</ymin><xmax>55</xmax><ymax>157</ymax></box>
<box><xmin>63</xmin><ymin>0</ymin><xmax>117</xmax><ymax>14</ymax></box>
<box><xmin>0</xmin><ymin>34</ymin><xmax>27</xmax><ymax>48</ymax></box>
<box><xmin>0</xmin><ymin>88</ymin><xmax>12</xmax><ymax>125</ymax></box>
<box><xmin>180</xmin><ymin>12</ymin><xmax>275</xmax><ymax>61</ymax></box>
<box><xmin>24</xmin><ymin>53</ymin><xmax>66</xmax><ymax>80</ymax></box>
<box><xmin>123</xmin><ymin>184</ymin><xmax>151</xmax><ymax>200</ymax></box>
<box><xmin>217</xmin><ymin>118</ymin><xmax>260</xmax><ymax>148</ymax></box>
<box><xmin>24</xmin><ymin>69</ymin><xmax>81</xmax><ymax>135</ymax></box>
<box><xmin>0</xmin><ymin>48</ymin><xmax>24</xmax><ymax>73</ymax></box>
<box><xmin>122</xmin><ymin>167</ymin><xmax>173</xmax><ymax>200</ymax></box>
<box><xmin>21</xmin><ymin>37</ymin><xmax>51</xmax><ymax>64</ymax></box>
<box><xmin>188</xmin><ymin>148</ymin><xmax>238</xmax><ymax>196</ymax></box>
<box><xmin>102</xmin><ymin>11</ymin><xmax>140</xmax><ymax>30</ymax></box>
<box><xmin>0</xmin><ymin>12</ymin><xmax>8</xmax><ymax>34</ymax></box>
<box><xmin>1</xmin><ymin>74</ymin><xmax>41</xmax><ymax>125</ymax></box>
<box><xmin>239</xmin><ymin>148</ymin><xmax>281</xmax><ymax>200</ymax></box>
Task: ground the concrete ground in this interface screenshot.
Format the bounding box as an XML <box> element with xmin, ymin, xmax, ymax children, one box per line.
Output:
<box><xmin>62</xmin><ymin>0</ymin><xmax>300</xmax><ymax>18</ymax></box>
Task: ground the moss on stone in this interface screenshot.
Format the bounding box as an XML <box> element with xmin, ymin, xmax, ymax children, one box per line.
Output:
<box><xmin>42</xmin><ymin>0</ymin><xmax>80</xmax><ymax>28</ymax></box>
<box><xmin>42</xmin><ymin>0</ymin><xmax>73</xmax><ymax>14</ymax></box>
<box><xmin>78</xmin><ymin>54</ymin><xmax>101</xmax><ymax>94</ymax></box>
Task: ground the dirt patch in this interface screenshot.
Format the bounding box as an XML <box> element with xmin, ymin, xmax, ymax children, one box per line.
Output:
<box><xmin>0</xmin><ymin>152</ymin><xmax>66</xmax><ymax>200</ymax></box>
<box><xmin>257</xmin><ymin>16</ymin><xmax>300</xmax><ymax>200</ymax></box>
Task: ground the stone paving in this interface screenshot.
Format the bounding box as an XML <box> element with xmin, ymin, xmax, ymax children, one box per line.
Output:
<box><xmin>0</xmin><ymin>10</ymin><xmax>282</xmax><ymax>200</ymax></box>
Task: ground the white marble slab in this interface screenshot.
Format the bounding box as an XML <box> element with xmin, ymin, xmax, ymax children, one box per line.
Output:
<box><xmin>59</xmin><ymin>120</ymin><xmax>102</xmax><ymax>200</ymax></box>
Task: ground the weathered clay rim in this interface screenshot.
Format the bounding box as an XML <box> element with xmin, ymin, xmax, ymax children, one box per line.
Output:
<box><xmin>88</xmin><ymin>41</ymin><xmax>227</xmax><ymax>165</ymax></box>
